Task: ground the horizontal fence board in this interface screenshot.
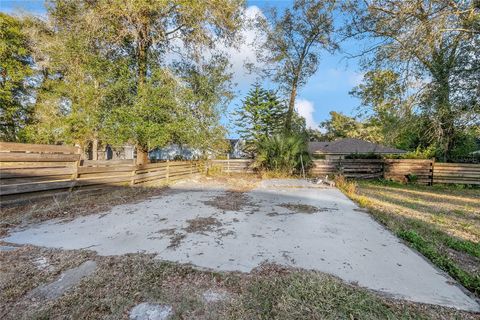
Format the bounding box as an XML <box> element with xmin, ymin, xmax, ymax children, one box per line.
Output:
<box><xmin>0</xmin><ymin>142</ymin><xmax>79</xmax><ymax>154</ymax></box>
<box><xmin>0</xmin><ymin>153</ymin><xmax>80</xmax><ymax>162</ymax></box>
<box><xmin>0</xmin><ymin>161</ymin><xmax>75</xmax><ymax>169</ymax></box>
<box><xmin>433</xmin><ymin>179</ymin><xmax>480</xmax><ymax>185</ymax></box>
<box><xmin>81</xmin><ymin>159</ymin><xmax>134</xmax><ymax>166</ymax></box>
<box><xmin>77</xmin><ymin>165</ymin><xmax>134</xmax><ymax>174</ymax></box>
<box><xmin>0</xmin><ymin>167</ymin><xmax>75</xmax><ymax>178</ymax></box>
<box><xmin>136</xmin><ymin>163</ymin><xmax>168</xmax><ymax>170</ymax></box>
<box><xmin>78</xmin><ymin>171</ymin><xmax>132</xmax><ymax>179</ymax></box>
<box><xmin>0</xmin><ymin>175</ymin><xmax>73</xmax><ymax>186</ymax></box>
<box><xmin>434</xmin><ymin>163</ymin><xmax>480</xmax><ymax>168</ymax></box>
<box><xmin>134</xmin><ymin>170</ymin><xmax>168</xmax><ymax>181</ymax></box>
<box><xmin>1</xmin><ymin>180</ymin><xmax>75</xmax><ymax>196</ymax></box>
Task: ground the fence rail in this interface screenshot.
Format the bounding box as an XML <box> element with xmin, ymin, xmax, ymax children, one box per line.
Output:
<box><xmin>208</xmin><ymin>159</ymin><xmax>255</xmax><ymax>173</ymax></box>
<box><xmin>0</xmin><ymin>142</ymin><xmax>200</xmax><ymax>201</ymax></box>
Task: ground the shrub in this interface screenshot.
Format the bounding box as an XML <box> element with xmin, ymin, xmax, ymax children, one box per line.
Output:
<box><xmin>345</xmin><ymin>152</ymin><xmax>382</xmax><ymax>159</ymax></box>
<box><xmin>253</xmin><ymin>133</ymin><xmax>311</xmax><ymax>175</ymax></box>
<box><xmin>406</xmin><ymin>173</ymin><xmax>418</xmax><ymax>184</ymax></box>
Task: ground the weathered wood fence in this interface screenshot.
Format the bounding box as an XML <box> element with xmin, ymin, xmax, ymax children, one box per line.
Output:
<box><xmin>208</xmin><ymin>158</ymin><xmax>479</xmax><ymax>185</ymax></box>
<box><xmin>0</xmin><ymin>142</ymin><xmax>200</xmax><ymax>201</ymax></box>
<box><xmin>208</xmin><ymin>159</ymin><xmax>254</xmax><ymax>173</ymax></box>
<box><xmin>312</xmin><ymin>159</ymin><xmax>480</xmax><ymax>185</ymax></box>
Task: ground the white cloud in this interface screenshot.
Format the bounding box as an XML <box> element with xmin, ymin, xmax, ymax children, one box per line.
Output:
<box><xmin>295</xmin><ymin>99</ymin><xmax>318</xmax><ymax>129</ymax></box>
<box><xmin>223</xmin><ymin>5</ymin><xmax>265</xmax><ymax>87</ymax></box>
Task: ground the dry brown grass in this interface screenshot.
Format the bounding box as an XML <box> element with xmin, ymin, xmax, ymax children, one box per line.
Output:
<box><xmin>358</xmin><ymin>183</ymin><xmax>480</xmax><ymax>242</ymax></box>
<box><xmin>1</xmin><ymin>248</ymin><xmax>477</xmax><ymax>320</ymax></box>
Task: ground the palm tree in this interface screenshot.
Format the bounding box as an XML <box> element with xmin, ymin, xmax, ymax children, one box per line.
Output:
<box><xmin>254</xmin><ymin>133</ymin><xmax>311</xmax><ymax>175</ymax></box>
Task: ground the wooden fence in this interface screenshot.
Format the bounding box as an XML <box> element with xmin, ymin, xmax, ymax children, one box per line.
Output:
<box><xmin>432</xmin><ymin>163</ymin><xmax>480</xmax><ymax>185</ymax></box>
<box><xmin>208</xmin><ymin>159</ymin><xmax>255</xmax><ymax>173</ymax></box>
<box><xmin>0</xmin><ymin>142</ymin><xmax>200</xmax><ymax>201</ymax></box>
<box><xmin>312</xmin><ymin>159</ymin><xmax>479</xmax><ymax>185</ymax></box>
<box><xmin>311</xmin><ymin>159</ymin><xmax>385</xmax><ymax>179</ymax></box>
<box><xmin>1</xmin><ymin>142</ymin><xmax>478</xmax><ymax>201</ymax></box>
<box><xmin>207</xmin><ymin>158</ymin><xmax>479</xmax><ymax>185</ymax></box>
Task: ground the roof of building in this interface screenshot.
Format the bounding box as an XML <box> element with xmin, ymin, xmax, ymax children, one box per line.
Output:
<box><xmin>308</xmin><ymin>138</ymin><xmax>406</xmax><ymax>155</ymax></box>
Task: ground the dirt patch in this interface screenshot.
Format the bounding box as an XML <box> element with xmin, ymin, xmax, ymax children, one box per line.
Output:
<box><xmin>202</xmin><ymin>191</ymin><xmax>254</xmax><ymax>212</ymax></box>
<box><xmin>442</xmin><ymin>245</ymin><xmax>480</xmax><ymax>275</ymax></box>
<box><xmin>184</xmin><ymin>217</ymin><xmax>222</xmax><ymax>234</ymax></box>
<box><xmin>167</xmin><ymin>233</ymin><xmax>187</xmax><ymax>249</ymax></box>
<box><xmin>149</xmin><ymin>228</ymin><xmax>186</xmax><ymax>249</ymax></box>
<box><xmin>278</xmin><ymin>203</ymin><xmax>337</xmax><ymax>214</ymax></box>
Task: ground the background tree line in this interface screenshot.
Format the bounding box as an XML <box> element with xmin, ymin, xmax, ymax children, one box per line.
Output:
<box><xmin>324</xmin><ymin>0</ymin><xmax>479</xmax><ymax>162</ymax></box>
<box><xmin>1</xmin><ymin>0</ymin><xmax>244</xmax><ymax>163</ymax></box>
<box><xmin>2</xmin><ymin>0</ymin><xmax>479</xmax><ymax>168</ymax></box>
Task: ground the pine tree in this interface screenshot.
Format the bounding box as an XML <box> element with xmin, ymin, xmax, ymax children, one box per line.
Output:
<box><xmin>235</xmin><ymin>84</ymin><xmax>287</xmax><ymax>153</ymax></box>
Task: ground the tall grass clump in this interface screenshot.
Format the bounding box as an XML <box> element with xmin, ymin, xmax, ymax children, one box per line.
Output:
<box><xmin>253</xmin><ymin>133</ymin><xmax>311</xmax><ymax>175</ymax></box>
<box><xmin>334</xmin><ymin>175</ymin><xmax>357</xmax><ymax>195</ymax></box>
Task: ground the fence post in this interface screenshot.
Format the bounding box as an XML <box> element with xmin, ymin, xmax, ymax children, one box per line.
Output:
<box><xmin>382</xmin><ymin>159</ymin><xmax>386</xmax><ymax>179</ymax></box>
<box><xmin>166</xmin><ymin>159</ymin><xmax>170</xmax><ymax>183</ymax></box>
<box><xmin>70</xmin><ymin>145</ymin><xmax>81</xmax><ymax>191</ymax></box>
<box><xmin>131</xmin><ymin>160</ymin><xmax>137</xmax><ymax>186</ymax></box>
<box><xmin>430</xmin><ymin>158</ymin><xmax>435</xmax><ymax>186</ymax></box>
<box><xmin>227</xmin><ymin>154</ymin><xmax>230</xmax><ymax>174</ymax></box>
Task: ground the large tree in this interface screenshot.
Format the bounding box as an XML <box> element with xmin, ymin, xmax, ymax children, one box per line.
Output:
<box><xmin>256</xmin><ymin>0</ymin><xmax>337</xmax><ymax>132</ymax></box>
<box><xmin>319</xmin><ymin>111</ymin><xmax>382</xmax><ymax>143</ymax></box>
<box><xmin>235</xmin><ymin>84</ymin><xmax>287</xmax><ymax>152</ymax></box>
<box><xmin>350</xmin><ymin>69</ymin><xmax>411</xmax><ymax>146</ymax></box>
<box><xmin>85</xmin><ymin>0</ymin><xmax>244</xmax><ymax>163</ymax></box>
<box><xmin>19</xmin><ymin>0</ymin><xmax>244</xmax><ymax>163</ymax></box>
<box><xmin>21</xmin><ymin>4</ymin><xmax>132</xmax><ymax>161</ymax></box>
<box><xmin>346</xmin><ymin>0</ymin><xmax>480</xmax><ymax>161</ymax></box>
<box><xmin>0</xmin><ymin>13</ymin><xmax>34</xmax><ymax>141</ymax></box>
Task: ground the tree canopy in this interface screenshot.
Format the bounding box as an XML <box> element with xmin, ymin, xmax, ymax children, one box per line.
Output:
<box><xmin>0</xmin><ymin>13</ymin><xmax>34</xmax><ymax>141</ymax></box>
<box><xmin>345</xmin><ymin>0</ymin><xmax>480</xmax><ymax>160</ymax></box>
<box><xmin>256</xmin><ymin>0</ymin><xmax>337</xmax><ymax>132</ymax></box>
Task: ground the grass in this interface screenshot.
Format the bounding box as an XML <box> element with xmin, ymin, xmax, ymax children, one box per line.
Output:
<box><xmin>1</xmin><ymin>246</ymin><xmax>476</xmax><ymax>320</ymax></box>
<box><xmin>336</xmin><ymin>177</ymin><xmax>480</xmax><ymax>297</ymax></box>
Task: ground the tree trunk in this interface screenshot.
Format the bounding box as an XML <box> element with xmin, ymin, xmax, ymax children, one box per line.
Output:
<box><xmin>92</xmin><ymin>138</ymin><xmax>98</xmax><ymax>160</ymax></box>
<box><xmin>285</xmin><ymin>79</ymin><xmax>298</xmax><ymax>133</ymax></box>
<box><xmin>137</xmin><ymin>42</ymin><xmax>147</xmax><ymax>89</ymax></box>
<box><xmin>136</xmin><ymin>146</ymin><xmax>148</xmax><ymax>166</ymax></box>
<box><xmin>136</xmin><ymin>22</ymin><xmax>150</xmax><ymax>90</ymax></box>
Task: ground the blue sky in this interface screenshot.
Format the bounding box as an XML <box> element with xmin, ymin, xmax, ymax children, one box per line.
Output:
<box><xmin>1</xmin><ymin>0</ymin><xmax>365</xmax><ymax>136</ymax></box>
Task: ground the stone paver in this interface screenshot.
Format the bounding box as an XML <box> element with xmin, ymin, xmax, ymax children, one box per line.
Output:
<box><xmin>28</xmin><ymin>260</ymin><xmax>97</xmax><ymax>300</ymax></box>
<box><xmin>129</xmin><ymin>303</ymin><xmax>172</xmax><ymax>320</ymax></box>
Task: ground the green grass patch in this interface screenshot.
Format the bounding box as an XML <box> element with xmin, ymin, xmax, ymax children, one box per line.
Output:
<box><xmin>343</xmin><ymin>179</ymin><xmax>480</xmax><ymax>297</ymax></box>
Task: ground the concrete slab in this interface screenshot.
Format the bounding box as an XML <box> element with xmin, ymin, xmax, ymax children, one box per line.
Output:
<box><xmin>3</xmin><ymin>179</ymin><xmax>479</xmax><ymax>312</ymax></box>
<box><xmin>28</xmin><ymin>260</ymin><xmax>96</xmax><ymax>300</ymax></box>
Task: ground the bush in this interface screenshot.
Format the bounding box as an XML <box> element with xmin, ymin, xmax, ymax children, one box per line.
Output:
<box><xmin>345</xmin><ymin>152</ymin><xmax>382</xmax><ymax>159</ymax></box>
<box><xmin>253</xmin><ymin>133</ymin><xmax>311</xmax><ymax>175</ymax></box>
